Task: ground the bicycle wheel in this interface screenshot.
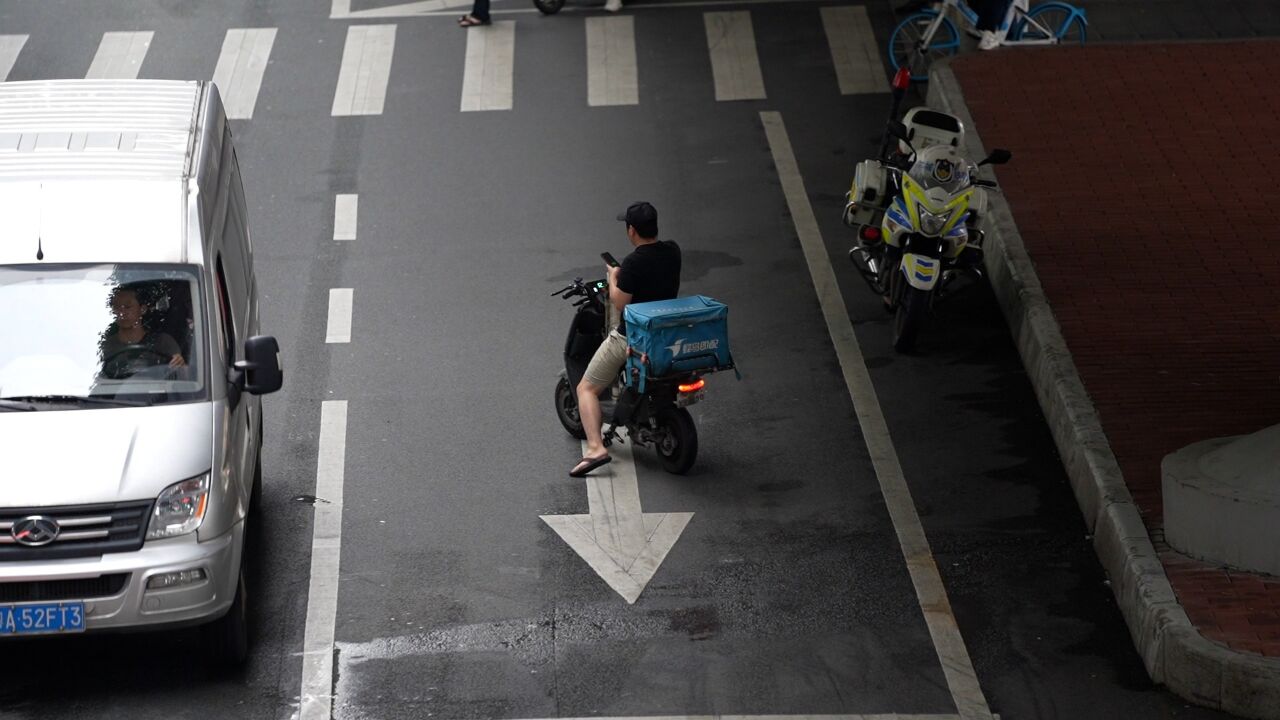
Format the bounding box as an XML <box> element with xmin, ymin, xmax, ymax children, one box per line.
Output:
<box><xmin>888</xmin><ymin>11</ymin><xmax>960</xmax><ymax>83</ymax></box>
<box><xmin>1009</xmin><ymin>3</ymin><xmax>1087</xmax><ymax>45</ymax></box>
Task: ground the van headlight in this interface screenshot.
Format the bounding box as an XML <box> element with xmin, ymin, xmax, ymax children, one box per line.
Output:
<box><xmin>146</xmin><ymin>473</ymin><xmax>210</xmax><ymax>540</ymax></box>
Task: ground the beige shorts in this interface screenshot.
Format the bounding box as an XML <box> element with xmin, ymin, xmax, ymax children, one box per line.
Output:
<box><xmin>583</xmin><ymin>330</ymin><xmax>628</xmax><ymax>388</ymax></box>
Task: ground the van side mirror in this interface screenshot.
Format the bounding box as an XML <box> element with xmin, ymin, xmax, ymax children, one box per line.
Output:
<box><xmin>979</xmin><ymin>148</ymin><xmax>1012</xmax><ymax>166</ymax></box>
<box><xmin>235</xmin><ymin>336</ymin><xmax>283</xmax><ymax>395</ymax></box>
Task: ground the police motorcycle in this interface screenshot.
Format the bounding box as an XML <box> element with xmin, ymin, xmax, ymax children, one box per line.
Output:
<box><xmin>551</xmin><ymin>265</ymin><xmax>735</xmax><ymax>475</ymax></box>
<box><xmin>845</xmin><ymin>114</ymin><xmax>1010</xmax><ymax>352</ymax></box>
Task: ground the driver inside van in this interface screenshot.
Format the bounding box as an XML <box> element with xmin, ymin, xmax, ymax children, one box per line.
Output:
<box><xmin>99</xmin><ymin>286</ymin><xmax>186</xmax><ymax>378</ymax></box>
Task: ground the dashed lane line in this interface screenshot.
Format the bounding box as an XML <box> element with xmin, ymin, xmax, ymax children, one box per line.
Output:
<box><xmin>334</xmin><ymin>194</ymin><xmax>358</xmax><ymax>241</ymax></box>
<box><xmin>326</xmin><ymin>288</ymin><xmax>354</xmax><ymax>344</ymax></box>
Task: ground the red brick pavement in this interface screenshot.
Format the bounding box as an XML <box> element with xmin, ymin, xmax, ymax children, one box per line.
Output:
<box><xmin>950</xmin><ymin>42</ymin><xmax>1280</xmax><ymax>657</ymax></box>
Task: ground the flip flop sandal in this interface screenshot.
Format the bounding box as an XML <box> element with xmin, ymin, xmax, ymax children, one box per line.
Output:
<box><xmin>569</xmin><ymin>455</ymin><xmax>612</xmax><ymax>478</ymax></box>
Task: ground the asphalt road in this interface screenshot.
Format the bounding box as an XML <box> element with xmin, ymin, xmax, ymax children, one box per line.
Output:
<box><xmin>0</xmin><ymin>1</ymin><xmax>1241</xmax><ymax>719</ymax></box>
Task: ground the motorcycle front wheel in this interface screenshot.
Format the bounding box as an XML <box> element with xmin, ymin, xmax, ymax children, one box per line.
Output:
<box><xmin>555</xmin><ymin>376</ymin><xmax>587</xmax><ymax>439</ymax></box>
<box><xmin>893</xmin><ymin>286</ymin><xmax>930</xmax><ymax>353</ymax></box>
<box><xmin>533</xmin><ymin>0</ymin><xmax>565</xmax><ymax>14</ymax></box>
<box><xmin>654</xmin><ymin>407</ymin><xmax>698</xmax><ymax>475</ymax></box>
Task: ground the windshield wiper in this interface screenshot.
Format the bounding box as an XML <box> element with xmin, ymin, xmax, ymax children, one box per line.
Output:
<box><xmin>0</xmin><ymin>394</ymin><xmax>150</xmax><ymax>408</ymax></box>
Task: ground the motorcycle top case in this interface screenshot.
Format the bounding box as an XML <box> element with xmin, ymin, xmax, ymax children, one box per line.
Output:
<box><xmin>624</xmin><ymin>296</ymin><xmax>733</xmax><ymax>385</ymax></box>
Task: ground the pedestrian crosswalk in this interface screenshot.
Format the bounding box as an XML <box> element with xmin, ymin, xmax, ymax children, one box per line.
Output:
<box><xmin>85</xmin><ymin>31</ymin><xmax>153</xmax><ymax>79</ymax></box>
<box><xmin>0</xmin><ymin>5</ymin><xmax>892</xmax><ymax>117</ymax></box>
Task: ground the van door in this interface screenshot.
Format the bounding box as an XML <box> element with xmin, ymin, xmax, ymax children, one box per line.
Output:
<box><xmin>214</xmin><ymin>256</ymin><xmax>253</xmax><ymax>519</ymax></box>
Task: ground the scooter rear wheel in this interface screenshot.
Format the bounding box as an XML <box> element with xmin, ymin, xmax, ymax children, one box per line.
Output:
<box><xmin>555</xmin><ymin>376</ymin><xmax>587</xmax><ymax>439</ymax></box>
<box><xmin>533</xmin><ymin>0</ymin><xmax>565</xmax><ymax>14</ymax></box>
<box><xmin>654</xmin><ymin>407</ymin><xmax>697</xmax><ymax>475</ymax></box>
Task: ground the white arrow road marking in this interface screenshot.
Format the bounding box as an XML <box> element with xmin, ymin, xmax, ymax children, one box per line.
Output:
<box><xmin>542</xmin><ymin>432</ymin><xmax>692</xmax><ymax>604</ymax></box>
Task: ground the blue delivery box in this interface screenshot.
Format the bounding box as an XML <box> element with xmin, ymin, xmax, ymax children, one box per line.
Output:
<box><xmin>624</xmin><ymin>296</ymin><xmax>734</xmax><ymax>387</ymax></box>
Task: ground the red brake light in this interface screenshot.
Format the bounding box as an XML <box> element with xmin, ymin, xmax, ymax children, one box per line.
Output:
<box><xmin>678</xmin><ymin>379</ymin><xmax>705</xmax><ymax>393</ymax></box>
<box><xmin>860</xmin><ymin>226</ymin><xmax>881</xmax><ymax>241</ymax></box>
<box><xmin>892</xmin><ymin>67</ymin><xmax>911</xmax><ymax>91</ymax></box>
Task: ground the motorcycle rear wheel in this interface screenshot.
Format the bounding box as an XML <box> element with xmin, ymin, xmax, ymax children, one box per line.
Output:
<box><xmin>893</xmin><ymin>286</ymin><xmax>930</xmax><ymax>353</ymax></box>
<box><xmin>555</xmin><ymin>376</ymin><xmax>587</xmax><ymax>439</ymax></box>
<box><xmin>654</xmin><ymin>407</ymin><xmax>698</xmax><ymax>475</ymax></box>
<box><xmin>533</xmin><ymin>0</ymin><xmax>565</xmax><ymax>14</ymax></box>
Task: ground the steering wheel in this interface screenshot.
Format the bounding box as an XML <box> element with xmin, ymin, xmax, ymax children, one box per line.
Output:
<box><xmin>104</xmin><ymin>344</ymin><xmax>171</xmax><ymax>366</ymax></box>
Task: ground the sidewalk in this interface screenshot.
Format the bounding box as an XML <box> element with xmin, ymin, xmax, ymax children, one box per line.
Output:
<box><xmin>927</xmin><ymin>41</ymin><xmax>1280</xmax><ymax>718</ymax></box>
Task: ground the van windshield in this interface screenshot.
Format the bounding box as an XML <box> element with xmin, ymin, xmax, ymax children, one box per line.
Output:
<box><xmin>0</xmin><ymin>264</ymin><xmax>208</xmax><ymax>407</ymax></box>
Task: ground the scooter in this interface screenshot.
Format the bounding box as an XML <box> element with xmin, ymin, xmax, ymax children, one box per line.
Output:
<box><xmin>551</xmin><ymin>275</ymin><xmax>708</xmax><ymax>474</ymax></box>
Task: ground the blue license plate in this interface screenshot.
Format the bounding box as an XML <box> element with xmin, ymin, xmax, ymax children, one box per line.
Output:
<box><xmin>0</xmin><ymin>602</ymin><xmax>86</xmax><ymax>635</ymax></box>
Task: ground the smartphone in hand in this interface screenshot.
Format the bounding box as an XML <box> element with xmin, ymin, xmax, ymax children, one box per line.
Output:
<box><xmin>601</xmin><ymin>252</ymin><xmax>620</xmax><ymax>268</ymax></box>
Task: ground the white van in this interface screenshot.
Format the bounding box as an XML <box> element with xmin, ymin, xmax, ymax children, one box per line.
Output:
<box><xmin>0</xmin><ymin>79</ymin><xmax>282</xmax><ymax>665</ymax></box>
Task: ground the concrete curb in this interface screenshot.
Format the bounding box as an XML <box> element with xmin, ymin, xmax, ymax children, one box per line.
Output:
<box><xmin>926</xmin><ymin>59</ymin><xmax>1280</xmax><ymax>719</ymax></box>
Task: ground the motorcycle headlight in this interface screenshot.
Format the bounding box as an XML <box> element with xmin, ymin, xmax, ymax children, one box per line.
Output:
<box><xmin>146</xmin><ymin>473</ymin><xmax>211</xmax><ymax>540</ymax></box>
<box><xmin>917</xmin><ymin>203</ymin><xmax>952</xmax><ymax>236</ymax></box>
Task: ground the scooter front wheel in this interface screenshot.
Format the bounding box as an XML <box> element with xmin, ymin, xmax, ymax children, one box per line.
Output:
<box><xmin>893</xmin><ymin>286</ymin><xmax>931</xmax><ymax>353</ymax></box>
<box><xmin>654</xmin><ymin>407</ymin><xmax>698</xmax><ymax>475</ymax></box>
<box><xmin>533</xmin><ymin>0</ymin><xmax>565</xmax><ymax>14</ymax></box>
<box><xmin>555</xmin><ymin>376</ymin><xmax>587</xmax><ymax>439</ymax></box>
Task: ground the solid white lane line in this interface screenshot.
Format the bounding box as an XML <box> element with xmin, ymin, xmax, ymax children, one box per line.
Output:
<box><xmin>760</xmin><ymin>111</ymin><xmax>993</xmax><ymax>720</ymax></box>
<box><xmin>0</xmin><ymin>35</ymin><xmax>27</xmax><ymax>82</ymax></box>
<box><xmin>821</xmin><ymin>5</ymin><xmax>887</xmax><ymax>95</ymax></box>
<box><xmin>332</xmin><ymin>24</ymin><xmax>397</xmax><ymax>116</ymax></box>
<box><xmin>211</xmin><ymin>28</ymin><xmax>277</xmax><ymax>120</ymax></box>
<box><xmin>85</xmin><ymin>31</ymin><xmax>153</xmax><ymax>79</ymax></box>
<box><xmin>460</xmin><ymin>21</ymin><xmax>516</xmax><ymax>112</ymax></box>
<box><xmin>326</xmin><ymin>288</ymin><xmax>353</xmax><ymax>343</ymax></box>
<box><xmin>703</xmin><ymin>11</ymin><xmax>765</xmax><ymax>101</ymax></box>
<box><xmin>299</xmin><ymin>401</ymin><xmax>348</xmax><ymax>720</ymax></box>
<box><xmin>586</xmin><ymin>16</ymin><xmax>638</xmax><ymax>107</ymax></box>
<box><xmin>334</xmin><ymin>194</ymin><xmax>359</xmax><ymax>241</ymax></box>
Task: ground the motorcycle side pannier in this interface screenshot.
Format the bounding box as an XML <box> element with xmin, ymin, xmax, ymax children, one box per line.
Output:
<box><xmin>624</xmin><ymin>296</ymin><xmax>734</xmax><ymax>386</ymax></box>
<box><xmin>844</xmin><ymin>159</ymin><xmax>888</xmax><ymax>228</ymax></box>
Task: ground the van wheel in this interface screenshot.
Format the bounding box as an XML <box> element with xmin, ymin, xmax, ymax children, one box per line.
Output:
<box><xmin>203</xmin><ymin>560</ymin><xmax>249</xmax><ymax>668</ymax></box>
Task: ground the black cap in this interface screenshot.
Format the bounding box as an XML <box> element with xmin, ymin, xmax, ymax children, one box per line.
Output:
<box><xmin>616</xmin><ymin>201</ymin><xmax>658</xmax><ymax>238</ymax></box>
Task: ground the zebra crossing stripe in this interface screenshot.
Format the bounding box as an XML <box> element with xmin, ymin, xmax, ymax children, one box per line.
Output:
<box><xmin>212</xmin><ymin>28</ymin><xmax>277</xmax><ymax>120</ymax></box>
<box><xmin>86</xmin><ymin>31</ymin><xmax>153</xmax><ymax>79</ymax></box>
<box><xmin>586</xmin><ymin>17</ymin><xmax>638</xmax><ymax>107</ymax></box>
<box><xmin>821</xmin><ymin>6</ymin><xmax>887</xmax><ymax>95</ymax></box>
<box><xmin>332</xmin><ymin>24</ymin><xmax>397</xmax><ymax>116</ymax></box>
<box><xmin>0</xmin><ymin>35</ymin><xmax>27</xmax><ymax>82</ymax></box>
<box><xmin>460</xmin><ymin>21</ymin><xmax>516</xmax><ymax>112</ymax></box>
<box><xmin>704</xmin><ymin>11</ymin><xmax>765</xmax><ymax>101</ymax></box>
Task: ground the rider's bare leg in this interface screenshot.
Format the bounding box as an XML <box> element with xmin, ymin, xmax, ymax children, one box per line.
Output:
<box><xmin>576</xmin><ymin>379</ymin><xmax>610</xmax><ymax>464</ymax></box>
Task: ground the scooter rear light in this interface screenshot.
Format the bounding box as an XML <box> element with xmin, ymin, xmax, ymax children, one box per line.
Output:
<box><xmin>892</xmin><ymin>66</ymin><xmax>912</xmax><ymax>91</ymax></box>
<box><xmin>678</xmin><ymin>379</ymin><xmax>705</xmax><ymax>394</ymax></box>
<box><xmin>860</xmin><ymin>226</ymin><xmax>881</xmax><ymax>241</ymax></box>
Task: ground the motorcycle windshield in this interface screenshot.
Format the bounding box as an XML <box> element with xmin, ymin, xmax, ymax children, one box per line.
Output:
<box><xmin>908</xmin><ymin>158</ymin><xmax>974</xmax><ymax>196</ymax></box>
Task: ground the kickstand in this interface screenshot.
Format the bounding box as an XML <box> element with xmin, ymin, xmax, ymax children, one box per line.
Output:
<box><xmin>602</xmin><ymin>425</ymin><xmax>624</xmax><ymax>447</ymax></box>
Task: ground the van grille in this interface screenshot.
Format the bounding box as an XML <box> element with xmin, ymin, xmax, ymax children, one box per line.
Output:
<box><xmin>0</xmin><ymin>574</ymin><xmax>129</xmax><ymax>603</ymax></box>
<box><xmin>0</xmin><ymin>501</ymin><xmax>153</xmax><ymax>560</ymax></box>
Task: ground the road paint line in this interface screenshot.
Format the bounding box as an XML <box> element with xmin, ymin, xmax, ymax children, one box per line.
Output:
<box><xmin>0</xmin><ymin>35</ymin><xmax>27</xmax><ymax>82</ymax></box>
<box><xmin>334</xmin><ymin>194</ymin><xmax>358</xmax><ymax>241</ymax></box>
<box><xmin>85</xmin><ymin>31</ymin><xmax>153</xmax><ymax>79</ymax></box>
<box><xmin>542</xmin><ymin>431</ymin><xmax>692</xmax><ymax>604</ymax></box>
<box><xmin>460</xmin><ymin>21</ymin><xmax>516</xmax><ymax>112</ymax></box>
<box><xmin>211</xmin><ymin>28</ymin><xmax>277</xmax><ymax>119</ymax></box>
<box><xmin>704</xmin><ymin>11</ymin><xmax>765</xmax><ymax>101</ymax></box>
<box><xmin>377</xmin><ymin>0</ymin><xmax>864</xmax><ymax>19</ymax></box>
<box><xmin>821</xmin><ymin>5</ymin><xmax>887</xmax><ymax>95</ymax></box>
<box><xmin>326</xmin><ymin>288</ymin><xmax>353</xmax><ymax>343</ymax></box>
<box><xmin>586</xmin><ymin>17</ymin><xmax>639</xmax><ymax>107</ymax></box>
<box><xmin>299</xmin><ymin>401</ymin><xmax>348</xmax><ymax>720</ymax></box>
<box><xmin>514</xmin><ymin>716</ymin><xmax>965</xmax><ymax>720</ymax></box>
<box><xmin>332</xmin><ymin>0</ymin><xmax>469</xmax><ymax>18</ymax></box>
<box><xmin>332</xmin><ymin>24</ymin><xmax>396</xmax><ymax>116</ymax></box>
<box><xmin>760</xmin><ymin>111</ymin><xmax>992</xmax><ymax>720</ymax></box>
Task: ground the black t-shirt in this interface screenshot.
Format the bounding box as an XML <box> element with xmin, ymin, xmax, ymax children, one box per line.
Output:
<box><xmin>616</xmin><ymin>240</ymin><xmax>681</xmax><ymax>334</ymax></box>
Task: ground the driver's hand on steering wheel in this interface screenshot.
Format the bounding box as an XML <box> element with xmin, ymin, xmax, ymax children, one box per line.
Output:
<box><xmin>168</xmin><ymin>354</ymin><xmax>186</xmax><ymax>368</ymax></box>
